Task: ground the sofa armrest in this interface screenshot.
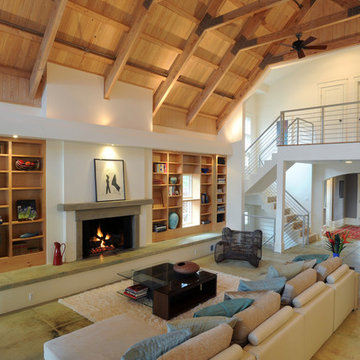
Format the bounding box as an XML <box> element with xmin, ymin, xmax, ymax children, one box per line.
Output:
<box><xmin>326</xmin><ymin>264</ymin><xmax>349</xmax><ymax>284</ymax></box>
<box><xmin>248</xmin><ymin>306</ymin><xmax>293</xmax><ymax>346</ymax></box>
<box><xmin>292</xmin><ymin>281</ymin><xmax>326</xmax><ymax>308</ymax></box>
<box><xmin>210</xmin><ymin>344</ymin><xmax>250</xmax><ymax>360</ymax></box>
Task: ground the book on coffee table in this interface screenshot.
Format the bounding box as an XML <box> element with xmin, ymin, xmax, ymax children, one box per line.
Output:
<box><xmin>124</xmin><ymin>284</ymin><xmax>148</xmax><ymax>299</ymax></box>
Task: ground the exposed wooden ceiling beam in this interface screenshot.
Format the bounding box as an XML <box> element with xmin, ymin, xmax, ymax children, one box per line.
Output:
<box><xmin>205</xmin><ymin>0</ymin><xmax>288</xmax><ymax>31</ymax></box>
<box><xmin>330</xmin><ymin>0</ymin><xmax>360</xmax><ymax>9</ymax></box>
<box><xmin>0</xmin><ymin>18</ymin><xmax>238</xmax><ymax>101</ymax></box>
<box><xmin>216</xmin><ymin>0</ymin><xmax>318</xmax><ymax>131</ymax></box>
<box><xmin>234</xmin><ymin>5</ymin><xmax>360</xmax><ymax>53</ymax></box>
<box><xmin>29</xmin><ymin>0</ymin><xmax>67</xmax><ymax>98</ymax></box>
<box><xmin>104</xmin><ymin>0</ymin><xmax>155</xmax><ymax>99</ymax></box>
<box><xmin>162</xmin><ymin>103</ymin><xmax>218</xmax><ymax>120</ymax></box>
<box><xmin>0</xmin><ymin>65</ymin><xmax>31</xmax><ymax>79</ymax></box>
<box><xmin>186</xmin><ymin>11</ymin><xmax>268</xmax><ymax>126</ymax></box>
<box><xmin>152</xmin><ymin>0</ymin><xmax>225</xmax><ymax>115</ymax></box>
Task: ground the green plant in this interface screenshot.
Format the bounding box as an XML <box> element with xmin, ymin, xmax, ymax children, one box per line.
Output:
<box><xmin>324</xmin><ymin>231</ymin><xmax>350</xmax><ymax>255</ymax></box>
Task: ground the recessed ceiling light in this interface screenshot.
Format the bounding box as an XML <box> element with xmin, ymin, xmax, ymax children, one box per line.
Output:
<box><xmin>345</xmin><ymin>161</ymin><xmax>352</xmax><ymax>164</ymax></box>
<box><xmin>12</xmin><ymin>134</ymin><xmax>18</xmax><ymax>138</ymax></box>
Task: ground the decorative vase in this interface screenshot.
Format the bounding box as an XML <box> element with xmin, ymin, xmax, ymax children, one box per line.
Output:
<box><xmin>333</xmin><ymin>253</ymin><xmax>340</xmax><ymax>257</ymax></box>
<box><xmin>170</xmin><ymin>177</ymin><xmax>177</xmax><ymax>184</ymax></box>
<box><xmin>174</xmin><ymin>261</ymin><xmax>200</xmax><ymax>274</ymax></box>
<box><xmin>169</xmin><ymin>212</ymin><xmax>179</xmax><ymax>229</ymax></box>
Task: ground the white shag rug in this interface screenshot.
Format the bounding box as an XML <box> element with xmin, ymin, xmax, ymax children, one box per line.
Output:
<box><xmin>59</xmin><ymin>269</ymin><xmax>245</xmax><ymax>333</ymax></box>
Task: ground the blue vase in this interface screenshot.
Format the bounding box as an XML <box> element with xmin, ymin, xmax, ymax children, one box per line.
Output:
<box><xmin>169</xmin><ymin>212</ymin><xmax>179</xmax><ymax>229</ymax></box>
<box><xmin>333</xmin><ymin>253</ymin><xmax>339</xmax><ymax>257</ymax></box>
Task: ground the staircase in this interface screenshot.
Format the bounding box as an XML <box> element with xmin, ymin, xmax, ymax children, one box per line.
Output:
<box><xmin>244</xmin><ymin>116</ymin><xmax>311</xmax><ymax>250</ymax></box>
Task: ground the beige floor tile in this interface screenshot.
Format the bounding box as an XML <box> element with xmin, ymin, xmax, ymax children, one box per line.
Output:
<box><xmin>56</xmin><ymin>317</ymin><xmax>93</xmax><ymax>335</ymax></box>
<box><xmin>32</xmin><ymin>301</ymin><xmax>85</xmax><ymax>328</ymax></box>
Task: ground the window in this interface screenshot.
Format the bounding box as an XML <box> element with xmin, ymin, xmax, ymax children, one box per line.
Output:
<box><xmin>245</xmin><ymin>116</ymin><xmax>252</xmax><ymax>150</ymax></box>
<box><xmin>244</xmin><ymin>211</ymin><xmax>249</xmax><ymax>225</ymax></box>
<box><xmin>182</xmin><ymin>174</ymin><xmax>200</xmax><ymax>227</ymax></box>
<box><xmin>183</xmin><ymin>174</ymin><xmax>193</xmax><ymax>199</ymax></box>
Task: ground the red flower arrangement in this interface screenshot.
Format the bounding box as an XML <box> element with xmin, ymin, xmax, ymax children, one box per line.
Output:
<box><xmin>324</xmin><ymin>230</ymin><xmax>350</xmax><ymax>255</ymax></box>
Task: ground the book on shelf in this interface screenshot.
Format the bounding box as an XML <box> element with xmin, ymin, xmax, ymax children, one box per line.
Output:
<box><xmin>154</xmin><ymin>163</ymin><xmax>167</xmax><ymax>173</ymax></box>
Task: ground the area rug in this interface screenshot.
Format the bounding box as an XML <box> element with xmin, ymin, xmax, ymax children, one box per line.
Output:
<box><xmin>59</xmin><ymin>269</ymin><xmax>245</xmax><ymax>332</ymax></box>
<box><xmin>333</xmin><ymin>225</ymin><xmax>360</xmax><ymax>240</ymax></box>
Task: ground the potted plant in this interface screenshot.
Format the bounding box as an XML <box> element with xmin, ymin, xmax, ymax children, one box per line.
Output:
<box><xmin>324</xmin><ymin>230</ymin><xmax>350</xmax><ymax>257</ymax></box>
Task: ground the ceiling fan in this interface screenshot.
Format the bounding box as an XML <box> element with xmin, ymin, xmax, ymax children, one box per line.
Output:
<box><xmin>280</xmin><ymin>33</ymin><xmax>328</xmax><ymax>59</ymax></box>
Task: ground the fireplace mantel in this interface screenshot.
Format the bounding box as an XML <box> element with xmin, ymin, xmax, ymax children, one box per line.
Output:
<box><xmin>58</xmin><ymin>199</ymin><xmax>152</xmax><ymax>260</ymax></box>
<box><xmin>58</xmin><ymin>199</ymin><xmax>153</xmax><ymax>212</ymax></box>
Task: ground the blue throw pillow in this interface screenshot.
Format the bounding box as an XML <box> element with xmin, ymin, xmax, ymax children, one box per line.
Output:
<box><xmin>121</xmin><ymin>329</ymin><xmax>191</xmax><ymax>360</ymax></box>
<box><xmin>167</xmin><ymin>316</ymin><xmax>237</xmax><ymax>337</ymax></box>
<box><xmin>238</xmin><ymin>277</ymin><xmax>286</xmax><ymax>294</ymax></box>
<box><xmin>193</xmin><ymin>298</ymin><xmax>254</xmax><ymax>318</ymax></box>
<box><xmin>292</xmin><ymin>254</ymin><xmax>329</xmax><ymax>265</ymax></box>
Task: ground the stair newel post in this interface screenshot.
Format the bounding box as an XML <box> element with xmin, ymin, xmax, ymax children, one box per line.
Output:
<box><xmin>279</xmin><ymin>111</ymin><xmax>285</xmax><ymax>146</ymax></box>
<box><xmin>275</xmin><ymin>160</ymin><xmax>286</xmax><ymax>253</ymax></box>
<box><xmin>321</xmin><ymin>106</ymin><xmax>325</xmax><ymax>143</ymax></box>
<box><xmin>301</xmin><ymin>215</ymin><xmax>305</xmax><ymax>247</ymax></box>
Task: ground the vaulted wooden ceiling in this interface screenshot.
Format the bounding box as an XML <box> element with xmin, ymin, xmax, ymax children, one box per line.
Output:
<box><xmin>0</xmin><ymin>0</ymin><xmax>359</xmax><ymax>134</ymax></box>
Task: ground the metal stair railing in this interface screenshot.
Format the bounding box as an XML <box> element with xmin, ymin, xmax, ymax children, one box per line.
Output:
<box><xmin>280</xmin><ymin>101</ymin><xmax>360</xmax><ymax>145</ymax></box>
<box><xmin>264</xmin><ymin>182</ymin><xmax>309</xmax><ymax>248</ymax></box>
<box><xmin>245</xmin><ymin>115</ymin><xmax>280</xmax><ymax>177</ymax></box>
<box><xmin>244</xmin><ymin>214</ymin><xmax>275</xmax><ymax>249</ymax></box>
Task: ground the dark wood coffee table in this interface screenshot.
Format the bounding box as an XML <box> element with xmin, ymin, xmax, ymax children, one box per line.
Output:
<box><xmin>118</xmin><ymin>263</ymin><xmax>217</xmax><ymax>320</ymax></box>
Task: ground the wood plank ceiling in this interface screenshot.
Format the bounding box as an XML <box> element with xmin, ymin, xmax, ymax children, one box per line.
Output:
<box><xmin>0</xmin><ymin>0</ymin><xmax>359</xmax><ymax>134</ymax></box>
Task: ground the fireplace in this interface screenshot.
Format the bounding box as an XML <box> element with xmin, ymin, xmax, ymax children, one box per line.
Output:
<box><xmin>58</xmin><ymin>199</ymin><xmax>152</xmax><ymax>261</ymax></box>
<box><xmin>82</xmin><ymin>216</ymin><xmax>133</xmax><ymax>258</ymax></box>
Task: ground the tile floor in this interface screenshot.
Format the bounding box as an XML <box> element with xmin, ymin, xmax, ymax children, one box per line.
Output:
<box><xmin>0</xmin><ymin>239</ymin><xmax>359</xmax><ymax>360</ymax></box>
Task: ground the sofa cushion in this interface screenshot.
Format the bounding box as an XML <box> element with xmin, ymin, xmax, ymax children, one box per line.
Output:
<box><xmin>210</xmin><ymin>344</ymin><xmax>244</xmax><ymax>360</ymax></box>
<box><xmin>315</xmin><ymin>256</ymin><xmax>342</xmax><ymax>281</ymax></box>
<box><xmin>224</xmin><ymin>290</ymin><xmax>269</xmax><ymax>301</ymax></box>
<box><xmin>292</xmin><ymin>282</ymin><xmax>326</xmax><ymax>308</ymax></box>
<box><xmin>303</xmin><ymin>259</ymin><xmax>317</xmax><ymax>270</ymax></box>
<box><xmin>167</xmin><ymin>316</ymin><xmax>237</xmax><ymax>337</ymax></box>
<box><xmin>194</xmin><ymin>299</ymin><xmax>254</xmax><ymax>318</ymax></box>
<box><xmin>281</xmin><ymin>268</ymin><xmax>317</xmax><ymax>305</ymax></box>
<box><xmin>43</xmin><ymin>313</ymin><xmax>162</xmax><ymax>360</ymax></box>
<box><xmin>266</xmin><ymin>261</ymin><xmax>304</xmax><ymax>280</ymax></box>
<box><xmin>121</xmin><ymin>329</ymin><xmax>191</xmax><ymax>360</ymax></box>
<box><xmin>158</xmin><ymin>323</ymin><xmax>233</xmax><ymax>360</ymax></box>
<box><xmin>248</xmin><ymin>306</ymin><xmax>293</xmax><ymax>346</ymax></box>
<box><xmin>326</xmin><ymin>264</ymin><xmax>349</xmax><ymax>284</ymax></box>
<box><xmin>232</xmin><ymin>291</ymin><xmax>281</xmax><ymax>346</ymax></box>
<box><xmin>292</xmin><ymin>253</ymin><xmax>329</xmax><ymax>264</ymax></box>
<box><xmin>238</xmin><ymin>277</ymin><xmax>286</xmax><ymax>294</ymax></box>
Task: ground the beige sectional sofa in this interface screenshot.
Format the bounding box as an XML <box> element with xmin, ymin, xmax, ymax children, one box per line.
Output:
<box><xmin>44</xmin><ymin>257</ymin><xmax>358</xmax><ymax>360</ymax></box>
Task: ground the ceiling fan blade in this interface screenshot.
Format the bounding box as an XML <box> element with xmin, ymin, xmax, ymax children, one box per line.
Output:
<box><xmin>302</xmin><ymin>36</ymin><xmax>316</xmax><ymax>46</ymax></box>
<box><xmin>303</xmin><ymin>45</ymin><xmax>327</xmax><ymax>50</ymax></box>
<box><xmin>297</xmin><ymin>49</ymin><xmax>306</xmax><ymax>59</ymax></box>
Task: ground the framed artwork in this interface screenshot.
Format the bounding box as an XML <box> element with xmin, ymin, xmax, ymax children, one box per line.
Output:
<box><xmin>94</xmin><ymin>159</ymin><xmax>125</xmax><ymax>202</ymax></box>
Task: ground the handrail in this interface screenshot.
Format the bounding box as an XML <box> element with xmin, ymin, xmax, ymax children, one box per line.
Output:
<box><xmin>258</xmin><ymin>134</ymin><xmax>280</xmax><ymax>165</ymax></box>
<box><xmin>281</xmin><ymin>100</ymin><xmax>360</xmax><ymax>114</ymax></box>
<box><xmin>245</xmin><ymin>115</ymin><xmax>280</xmax><ymax>153</ymax></box>
<box><xmin>285</xmin><ymin>190</ymin><xmax>309</xmax><ymax>216</ymax></box>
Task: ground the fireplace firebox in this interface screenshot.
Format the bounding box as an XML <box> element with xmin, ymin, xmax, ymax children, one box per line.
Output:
<box><xmin>82</xmin><ymin>216</ymin><xmax>133</xmax><ymax>258</ymax></box>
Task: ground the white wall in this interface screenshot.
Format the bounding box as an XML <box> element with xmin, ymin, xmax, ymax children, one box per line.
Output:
<box><xmin>0</xmin><ymin>63</ymin><xmax>235</xmax><ymax>264</ymax></box>
<box><xmin>255</xmin><ymin>45</ymin><xmax>360</xmax><ymax>136</ymax></box>
<box><xmin>46</xmin><ymin>64</ymin><xmax>153</xmax><ymax>132</ymax></box>
<box><xmin>286</xmin><ymin>163</ymin><xmax>312</xmax><ymax>212</ymax></box>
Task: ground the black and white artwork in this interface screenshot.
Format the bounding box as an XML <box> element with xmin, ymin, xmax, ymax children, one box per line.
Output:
<box><xmin>94</xmin><ymin>159</ymin><xmax>125</xmax><ymax>202</ymax></box>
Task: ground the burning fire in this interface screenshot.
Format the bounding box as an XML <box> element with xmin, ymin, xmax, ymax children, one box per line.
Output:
<box><xmin>90</xmin><ymin>224</ymin><xmax>115</xmax><ymax>255</ymax></box>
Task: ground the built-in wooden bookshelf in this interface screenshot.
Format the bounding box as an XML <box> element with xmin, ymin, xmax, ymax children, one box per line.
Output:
<box><xmin>216</xmin><ymin>155</ymin><xmax>227</xmax><ymax>225</ymax></box>
<box><xmin>0</xmin><ymin>137</ymin><xmax>46</xmax><ymax>272</ymax></box>
<box><xmin>152</xmin><ymin>150</ymin><xmax>226</xmax><ymax>242</ymax></box>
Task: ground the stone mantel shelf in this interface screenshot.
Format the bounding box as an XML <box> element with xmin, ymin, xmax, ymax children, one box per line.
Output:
<box><xmin>58</xmin><ymin>199</ymin><xmax>153</xmax><ymax>212</ymax></box>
